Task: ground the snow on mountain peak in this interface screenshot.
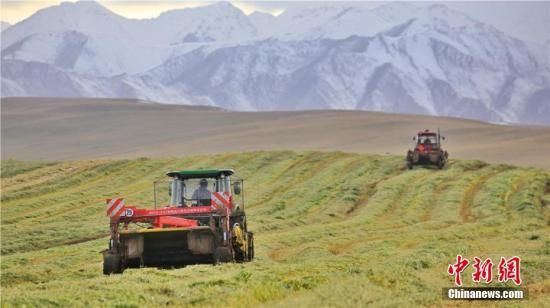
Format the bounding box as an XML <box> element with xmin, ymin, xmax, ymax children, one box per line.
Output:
<box><xmin>209</xmin><ymin>1</ymin><xmax>240</xmax><ymax>11</ymax></box>
<box><xmin>39</xmin><ymin>0</ymin><xmax>121</xmax><ymax>23</ymax></box>
<box><xmin>262</xmin><ymin>4</ymin><xmax>394</xmax><ymax>40</ymax></box>
<box><xmin>154</xmin><ymin>1</ymin><xmax>256</xmax><ymax>44</ymax></box>
<box><xmin>3</xmin><ymin>0</ymin><xmax>127</xmax><ymax>45</ymax></box>
<box><xmin>159</xmin><ymin>1</ymin><xmax>242</xmax><ymax>18</ymax></box>
<box><xmin>1</xmin><ymin>21</ymin><xmax>11</xmax><ymax>32</ymax></box>
<box><xmin>249</xmin><ymin>11</ymin><xmax>275</xmax><ymax>18</ymax></box>
<box><xmin>1</xmin><ymin>2</ymin><xmax>548</xmax><ymax>125</ymax></box>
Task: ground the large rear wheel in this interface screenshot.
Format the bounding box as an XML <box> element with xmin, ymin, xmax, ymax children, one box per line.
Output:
<box><xmin>103</xmin><ymin>252</ymin><xmax>123</xmax><ymax>275</ymax></box>
<box><xmin>438</xmin><ymin>157</ymin><xmax>445</xmax><ymax>169</ymax></box>
<box><xmin>247</xmin><ymin>232</ymin><xmax>254</xmax><ymax>261</ymax></box>
<box><xmin>234</xmin><ymin>246</ymin><xmax>245</xmax><ymax>263</ymax></box>
<box><xmin>212</xmin><ymin>247</ymin><xmax>232</xmax><ymax>265</ymax></box>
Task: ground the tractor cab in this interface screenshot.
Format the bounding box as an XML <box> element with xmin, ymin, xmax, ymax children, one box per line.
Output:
<box><xmin>165</xmin><ymin>169</ymin><xmax>243</xmax><ymax>211</ymax></box>
<box><xmin>413</xmin><ymin>130</ymin><xmax>441</xmax><ymax>152</ymax></box>
<box><xmin>416</xmin><ymin>134</ymin><xmax>437</xmax><ymax>145</ymax></box>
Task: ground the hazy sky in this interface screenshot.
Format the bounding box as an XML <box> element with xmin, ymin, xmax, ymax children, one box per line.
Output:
<box><xmin>0</xmin><ymin>1</ymin><xmax>289</xmax><ymax>22</ymax></box>
<box><xmin>1</xmin><ymin>1</ymin><xmax>548</xmax><ymax>43</ymax></box>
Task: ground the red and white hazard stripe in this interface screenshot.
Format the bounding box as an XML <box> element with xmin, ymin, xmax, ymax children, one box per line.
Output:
<box><xmin>106</xmin><ymin>198</ymin><xmax>125</xmax><ymax>218</ymax></box>
<box><xmin>211</xmin><ymin>192</ymin><xmax>232</xmax><ymax>210</ymax></box>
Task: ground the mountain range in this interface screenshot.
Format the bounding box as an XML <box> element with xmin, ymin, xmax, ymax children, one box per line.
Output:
<box><xmin>1</xmin><ymin>1</ymin><xmax>549</xmax><ymax>125</ymax></box>
<box><xmin>0</xmin><ymin>21</ymin><xmax>10</xmax><ymax>32</ymax></box>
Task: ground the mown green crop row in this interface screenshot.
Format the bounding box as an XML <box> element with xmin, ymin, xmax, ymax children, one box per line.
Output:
<box><xmin>1</xmin><ymin>151</ymin><xmax>549</xmax><ymax>307</ymax></box>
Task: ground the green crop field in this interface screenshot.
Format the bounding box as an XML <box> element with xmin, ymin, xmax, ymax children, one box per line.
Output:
<box><xmin>1</xmin><ymin>151</ymin><xmax>549</xmax><ymax>307</ymax></box>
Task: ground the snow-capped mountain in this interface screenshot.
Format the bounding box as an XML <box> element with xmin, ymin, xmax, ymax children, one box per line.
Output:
<box><xmin>0</xmin><ymin>21</ymin><xmax>11</xmax><ymax>32</ymax></box>
<box><xmin>256</xmin><ymin>4</ymin><xmax>394</xmax><ymax>40</ymax></box>
<box><xmin>1</xmin><ymin>1</ymin><xmax>256</xmax><ymax>75</ymax></box>
<box><xmin>141</xmin><ymin>17</ymin><xmax>548</xmax><ymax>122</ymax></box>
<box><xmin>1</xmin><ymin>1</ymin><xmax>549</xmax><ymax>125</ymax></box>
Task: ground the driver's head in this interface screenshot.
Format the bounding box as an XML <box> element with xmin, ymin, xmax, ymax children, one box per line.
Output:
<box><xmin>200</xmin><ymin>179</ymin><xmax>208</xmax><ymax>187</ymax></box>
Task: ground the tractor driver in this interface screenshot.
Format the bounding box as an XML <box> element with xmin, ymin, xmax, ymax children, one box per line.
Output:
<box><xmin>192</xmin><ymin>179</ymin><xmax>212</xmax><ymax>206</ymax></box>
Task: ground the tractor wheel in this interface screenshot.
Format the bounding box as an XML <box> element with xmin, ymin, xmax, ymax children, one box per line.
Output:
<box><xmin>234</xmin><ymin>246</ymin><xmax>245</xmax><ymax>263</ymax></box>
<box><xmin>212</xmin><ymin>247</ymin><xmax>232</xmax><ymax>265</ymax></box>
<box><xmin>437</xmin><ymin>156</ymin><xmax>445</xmax><ymax>169</ymax></box>
<box><xmin>103</xmin><ymin>253</ymin><xmax>123</xmax><ymax>275</ymax></box>
<box><xmin>406</xmin><ymin>161</ymin><xmax>413</xmax><ymax>170</ymax></box>
<box><xmin>247</xmin><ymin>232</ymin><xmax>254</xmax><ymax>262</ymax></box>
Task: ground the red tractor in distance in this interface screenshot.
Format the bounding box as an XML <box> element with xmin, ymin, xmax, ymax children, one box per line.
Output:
<box><xmin>102</xmin><ymin>169</ymin><xmax>254</xmax><ymax>275</ymax></box>
<box><xmin>406</xmin><ymin>129</ymin><xmax>448</xmax><ymax>169</ymax></box>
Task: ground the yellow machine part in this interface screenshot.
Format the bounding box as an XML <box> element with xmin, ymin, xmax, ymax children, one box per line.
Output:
<box><xmin>232</xmin><ymin>223</ymin><xmax>247</xmax><ymax>254</ymax></box>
